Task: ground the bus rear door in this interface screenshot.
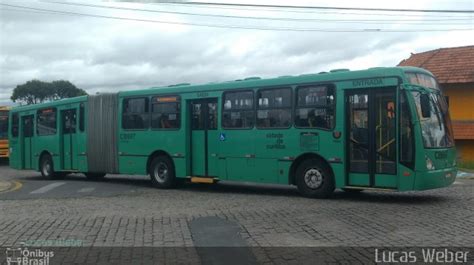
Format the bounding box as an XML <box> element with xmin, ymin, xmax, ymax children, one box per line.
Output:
<box><xmin>21</xmin><ymin>115</ymin><xmax>34</xmax><ymax>169</ymax></box>
<box><xmin>346</xmin><ymin>88</ymin><xmax>397</xmax><ymax>189</ymax></box>
<box><xmin>61</xmin><ymin>109</ymin><xmax>78</xmax><ymax>170</ymax></box>
<box><xmin>189</xmin><ymin>98</ymin><xmax>218</xmax><ymax>177</ymax></box>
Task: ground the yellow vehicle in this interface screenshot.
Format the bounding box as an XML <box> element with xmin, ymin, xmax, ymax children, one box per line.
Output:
<box><xmin>0</xmin><ymin>106</ymin><xmax>10</xmax><ymax>158</ymax></box>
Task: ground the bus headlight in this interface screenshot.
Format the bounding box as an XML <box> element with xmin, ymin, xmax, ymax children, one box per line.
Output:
<box><xmin>426</xmin><ymin>157</ymin><xmax>435</xmax><ymax>170</ymax></box>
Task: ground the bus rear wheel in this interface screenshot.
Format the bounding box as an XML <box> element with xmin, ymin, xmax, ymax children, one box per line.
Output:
<box><xmin>149</xmin><ymin>156</ymin><xmax>176</xmax><ymax>189</ymax></box>
<box><xmin>85</xmin><ymin>173</ymin><xmax>106</xmax><ymax>180</ymax></box>
<box><xmin>40</xmin><ymin>154</ymin><xmax>64</xmax><ymax>179</ymax></box>
<box><xmin>295</xmin><ymin>159</ymin><xmax>334</xmax><ymax>198</ymax></box>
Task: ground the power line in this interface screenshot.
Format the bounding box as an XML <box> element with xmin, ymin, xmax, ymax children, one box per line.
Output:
<box><xmin>1</xmin><ymin>3</ymin><xmax>473</xmax><ymax>32</ymax></box>
<box><xmin>157</xmin><ymin>2</ymin><xmax>474</xmax><ymax>18</ymax></box>
<box><xmin>42</xmin><ymin>1</ymin><xmax>474</xmax><ymax>25</ymax></box>
<box><xmin>170</xmin><ymin>1</ymin><xmax>474</xmax><ymax>13</ymax></box>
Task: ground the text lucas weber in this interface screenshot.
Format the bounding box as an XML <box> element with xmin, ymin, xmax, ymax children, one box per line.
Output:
<box><xmin>375</xmin><ymin>248</ymin><xmax>469</xmax><ymax>263</ymax></box>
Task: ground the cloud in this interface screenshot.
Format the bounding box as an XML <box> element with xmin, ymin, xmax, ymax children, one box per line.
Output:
<box><xmin>0</xmin><ymin>0</ymin><xmax>472</xmax><ymax>102</ymax></box>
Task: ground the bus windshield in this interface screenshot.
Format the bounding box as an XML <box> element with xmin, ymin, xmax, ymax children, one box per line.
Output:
<box><xmin>412</xmin><ymin>91</ymin><xmax>454</xmax><ymax>148</ymax></box>
<box><xmin>0</xmin><ymin>111</ymin><xmax>8</xmax><ymax>140</ymax></box>
<box><xmin>406</xmin><ymin>72</ymin><xmax>440</xmax><ymax>90</ymax></box>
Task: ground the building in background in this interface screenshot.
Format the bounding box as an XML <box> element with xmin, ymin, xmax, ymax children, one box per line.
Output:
<box><xmin>398</xmin><ymin>45</ymin><xmax>474</xmax><ymax>165</ymax></box>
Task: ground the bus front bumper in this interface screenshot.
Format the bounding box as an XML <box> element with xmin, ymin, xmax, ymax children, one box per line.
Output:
<box><xmin>413</xmin><ymin>167</ymin><xmax>457</xmax><ymax>190</ymax></box>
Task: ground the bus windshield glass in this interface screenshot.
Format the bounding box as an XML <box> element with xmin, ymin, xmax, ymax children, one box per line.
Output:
<box><xmin>412</xmin><ymin>92</ymin><xmax>454</xmax><ymax>148</ymax></box>
<box><xmin>0</xmin><ymin>111</ymin><xmax>8</xmax><ymax>140</ymax></box>
<box><xmin>406</xmin><ymin>72</ymin><xmax>440</xmax><ymax>90</ymax></box>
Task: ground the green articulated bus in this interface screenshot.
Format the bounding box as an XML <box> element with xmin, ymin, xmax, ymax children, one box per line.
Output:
<box><xmin>8</xmin><ymin>66</ymin><xmax>457</xmax><ymax>198</ymax></box>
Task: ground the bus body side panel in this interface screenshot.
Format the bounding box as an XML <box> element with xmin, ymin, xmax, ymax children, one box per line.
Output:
<box><xmin>76</xmin><ymin>103</ymin><xmax>87</xmax><ymax>172</ymax></box>
<box><xmin>117</xmin><ymin>95</ymin><xmax>186</xmax><ymax>177</ymax></box>
<box><xmin>9</xmin><ymin>137</ymin><xmax>20</xmax><ymax>169</ymax></box>
<box><xmin>34</xmin><ymin>134</ymin><xmax>60</xmax><ymax>171</ymax></box>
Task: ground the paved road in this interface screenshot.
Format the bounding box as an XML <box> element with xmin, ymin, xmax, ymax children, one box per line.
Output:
<box><xmin>0</xmin><ymin>163</ymin><xmax>473</xmax><ymax>264</ymax></box>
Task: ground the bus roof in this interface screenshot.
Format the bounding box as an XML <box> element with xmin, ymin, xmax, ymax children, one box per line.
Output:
<box><xmin>119</xmin><ymin>66</ymin><xmax>432</xmax><ymax>97</ymax></box>
<box><xmin>10</xmin><ymin>66</ymin><xmax>432</xmax><ymax>112</ymax></box>
<box><xmin>10</xmin><ymin>95</ymin><xmax>87</xmax><ymax>113</ymax></box>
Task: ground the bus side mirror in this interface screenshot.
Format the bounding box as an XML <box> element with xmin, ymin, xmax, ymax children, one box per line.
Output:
<box><xmin>420</xmin><ymin>94</ymin><xmax>431</xmax><ymax>118</ymax></box>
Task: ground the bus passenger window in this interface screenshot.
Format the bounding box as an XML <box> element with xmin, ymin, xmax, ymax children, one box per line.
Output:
<box><xmin>79</xmin><ymin>103</ymin><xmax>85</xmax><ymax>132</ymax></box>
<box><xmin>37</xmin><ymin>108</ymin><xmax>57</xmax><ymax>136</ymax></box>
<box><xmin>122</xmin><ymin>97</ymin><xmax>149</xmax><ymax>130</ymax></box>
<box><xmin>257</xmin><ymin>88</ymin><xmax>292</xmax><ymax>128</ymax></box>
<box><xmin>11</xmin><ymin>113</ymin><xmax>19</xmax><ymax>137</ymax></box>
<box><xmin>295</xmin><ymin>85</ymin><xmax>335</xmax><ymax>129</ymax></box>
<box><xmin>23</xmin><ymin>117</ymin><xmax>34</xmax><ymax>137</ymax></box>
<box><xmin>222</xmin><ymin>91</ymin><xmax>254</xmax><ymax>129</ymax></box>
<box><xmin>151</xmin><ymin>96</ymin><xmax>180</xmax><ymax>129</ymax></box>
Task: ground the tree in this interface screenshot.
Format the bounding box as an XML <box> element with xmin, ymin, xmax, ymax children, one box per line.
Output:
<box><xmin>11</xmin><ymin>79</ymin><xmax>87</xmax><ymax>105</ymax></box>
<box><xmin>51</xmin><ymin>80</ymin><xmax>87</xmax><ymax>100</ymax></box>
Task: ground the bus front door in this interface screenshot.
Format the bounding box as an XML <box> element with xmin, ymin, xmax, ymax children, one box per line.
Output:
<box><xmin>61</xmin><ymin>109</ymin><xmax>77</xmax><ymax>170</ymax></box>
<box><xmin>346</xmin><ymin>88</ymin><xmax>397</xmax><ymax>189</ymax></box>
<box><xmin>21</xmin><ymin>115</ymin><xmax>34</xmax><ymax>169</ymax></box>
<box><xmin>189</xmin><ymin>98</ymin><xmax>218</xmax><ymax>177</ymax></box>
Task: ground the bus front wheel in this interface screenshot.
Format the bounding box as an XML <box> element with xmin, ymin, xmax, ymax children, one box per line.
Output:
<box><xmin>40</xmin><ymin>154</ymin><xmax>64</xmax><ymax>179</ymax></box>
<box><xmin>149</xmin><ymin>156</ymin><xmax>176</xmax><ymax>189</ymax></box>
<box><xmin>295</xmin><ymin>159</ymin><xmax>335</xmax><ymax>198</ymax></box>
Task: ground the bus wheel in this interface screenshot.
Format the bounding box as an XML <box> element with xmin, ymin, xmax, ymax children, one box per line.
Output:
<box><xmin>85</xmin><ymin>173</ymin><xmax>106</xmax><ymax>180</ymax></box>
<box><xmin>295</xmin><ymin>159</ymin><xmax>334</xmax><ymax>198</ymax></box>
<box><xmin>40</xmin><ymin>154</ymin><xmax>63</xmax><ymax>179</ymax></box>
<box><xmin>149</xmin><ymin>156</ymin><xmax>176</xmax><ymax>189</ymax></box>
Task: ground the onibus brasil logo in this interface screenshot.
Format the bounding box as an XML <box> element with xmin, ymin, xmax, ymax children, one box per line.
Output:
<box><xmin>5</xmin><ymin>246</ymin><xmax>54</xmax><ymax>265</ymax></box>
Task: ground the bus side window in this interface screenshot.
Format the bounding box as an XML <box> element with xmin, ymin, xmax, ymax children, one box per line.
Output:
<box><xmin>37</xmin><ymin>108</ymin><xmax>57</xmax><ymax>136</ymax></box>
<box><xmin>79</xmin><ymin>103</ymin><xmax>85</xmax><ymax>132</ymax></box>
<box><xmin>122</xmin><ymin>97</ymin><xmax>149</xmax><ymax>130</ymax></box>
<box><xmin>11</xmin><ymin>113</ymin><xmax>19</xmax><ymax>137</ymax></box>
<box><xmin>222</xmin><ymin>91</ymin><xmax>254</xmax><ymax>129</ymax></box>
<box><xmin>256</xmin><ymin>87</ymin><xmax>292</xmax><ymax>128</ymax></box>
<box><xmin>295</xmin><ymin>85</ymin><xmax>335</xmax><ymax>129</ymax></box>
<box><xmin>24</xmin><ymin>117</ymin><xmax>34</xmax><ymax>137</ymax></box>
<box><xmin>151</xmin><ymin>96</ymin><xmax>180</xmax><ymax>129</ymax></box>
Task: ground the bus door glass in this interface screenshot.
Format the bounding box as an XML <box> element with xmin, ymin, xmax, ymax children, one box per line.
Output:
<box><xmin>61</xmin><ymin>109</ymin><xmax>77</xmax><ymax>170</ymax></box>
<box><xmin>21</xmin><ymin>115</ymin><xmax>34</xmax><ymax>169</ymax></box>
<box><xmin>189</xmin><ymin>98</ymin><xmax>218</xmax><ymax>176</ymax></box>
<box><xmin>346</xmin><ymin>88</ymin><xmax>397</xmax><ymax>188</ymax></box>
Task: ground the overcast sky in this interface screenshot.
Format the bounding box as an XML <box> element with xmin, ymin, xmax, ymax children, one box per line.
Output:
<box><xmin>0</xmin><ymin>0</ymin><xmax>473</xmax><ymax>104</ymax></box>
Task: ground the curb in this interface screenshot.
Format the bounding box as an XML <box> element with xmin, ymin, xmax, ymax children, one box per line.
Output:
<box><xmin>0</xmin><ymin>180</ymin><xmax>22</xmax><ymax>193</ymax></box>
<box><xmin>0</xmin><ymin>180</ymin><xmax>13</xmax><ymax>192</ymax></box>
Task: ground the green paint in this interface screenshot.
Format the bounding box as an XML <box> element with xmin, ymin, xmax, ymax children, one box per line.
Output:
<box><xmin>8</xmin><ymin>66</ymin><xmax>457</xmax><ymax>192</ymax></box>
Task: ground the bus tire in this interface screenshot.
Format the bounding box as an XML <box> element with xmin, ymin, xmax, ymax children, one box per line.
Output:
<box><xmin>149</xmin><ymin>156</ymin><xmax>176</xmax><ymax>189</ymax></box>
<box><xmin>295</xmin><ymin>159</ymin><xmax>334</xmax><ymax>198</ymax></box>
<box><xmin>85</xmin><ymin>173</ymin><xmax>106</xmax><ymax>180</ymax></box>
<box><xmin>40</xmin><ymin>154</ymin><xmax>63</xmax><ymax>179</ymax></box>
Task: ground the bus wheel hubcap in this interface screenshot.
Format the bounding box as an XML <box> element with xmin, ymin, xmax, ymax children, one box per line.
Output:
<box><xmin>43</xmin><ymin>161</ymin><xmax>51</xmax><ymax>176</ymax></box>
<box><xmin>154</xmin><ymin>162</ymin><xmax>168</xmax><ymax>182</ymax></box>
<box><xmin>304</xmin><ymin>168</ymin><xmax>323</xmax><ymax>189</ymax></box>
